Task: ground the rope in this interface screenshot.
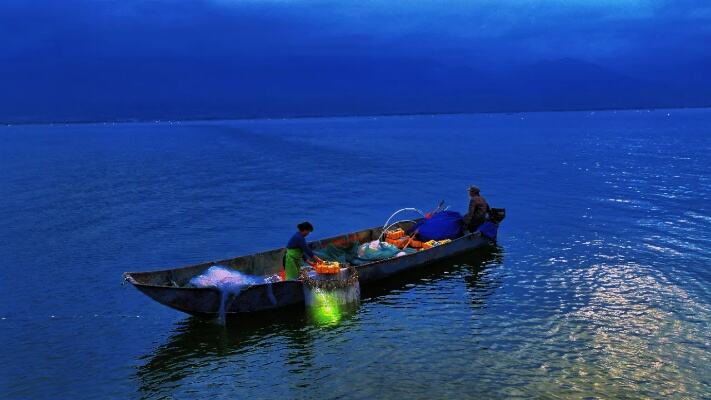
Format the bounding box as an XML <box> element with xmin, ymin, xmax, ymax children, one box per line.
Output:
<box><xmin>379</xmin><ymin>208</ymin><xmax>424</xmax><ymax>241</ymax></box>
<box><xmin>377</xmin><ymin>219</ymin><xmax>418</xmax><ymax>241</ymax></box>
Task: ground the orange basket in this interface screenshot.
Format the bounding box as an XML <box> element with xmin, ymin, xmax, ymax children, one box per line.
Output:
<box><xmin>314</xmin><ymin>261</ymin><xmax>341</xmax><ymax>275</ymax></box>
<box><xmin>409</xmin><ymin>239</ymin><xmax>423</xmax><ymax>248</ymax></box>
<box><xmin>385</xmin><ymin>228</ymin><xmax>405</xmax><ymax>240</ymax></box>
<box><xmin>422</xmin><ymin>239</ymin><xmax>452</xmax><ymax>250</ymax></box>
<box><xmin>422</xmin><ymin>240</ymin><xmax>438</xmax><ymax>250</ymax></box>
<box><xmin>387</xmin><ymin>236</ymin><xmax>414</xmax><ymax>249</ymax></box>
<box><xmin>385</xmin><ymin>237</ymin><xmax>400</xmax><ymax>246</ymax></box>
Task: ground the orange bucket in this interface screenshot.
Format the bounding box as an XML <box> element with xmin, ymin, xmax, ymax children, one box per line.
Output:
<box><xmin>409</xmin><ymin>239</ymin><xmax>423</xmax><ymax>248</ymax></box>
<box><xmin>314</xmin><ymin>261</ymin><xmax>341</xmax><ymax>275</ymax></box>
<box><xmin>385</xmin><ymin>228</ymin><xmax>405</xmax><ymax>240</ymax></box>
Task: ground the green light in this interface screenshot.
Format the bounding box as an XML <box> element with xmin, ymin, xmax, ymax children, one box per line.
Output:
<box><xmin>308</xmin><ymin>291</ymin><xmax>343</xmax><ymax>326</ymax></box>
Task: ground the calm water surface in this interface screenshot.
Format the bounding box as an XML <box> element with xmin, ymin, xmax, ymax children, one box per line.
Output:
<box><xmin>1</xmin><ymin>110</ymin><xmax>710</xmax><ymax>399</ymax></box>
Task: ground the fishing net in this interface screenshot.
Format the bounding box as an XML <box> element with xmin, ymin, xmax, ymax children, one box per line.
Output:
<box><xmin>314</xmin><ymin>240</ymin><xmax>415</xmax><ymax>266</ymax></box>
<box><xmin>314</xmin><ymin>241</ymin><xmax>361</xmax><ymax>265</ymax></box>
<box><xmin>187</xmin><ymin>265</ymin><xmax>281</xmax><ymax>324</ymax></box>
<box><xmin>357</xmin><ymin>240</ymin><xmax>401</xmax><ymax>260</ymax></box>
<box><xmin>188</xmin><ymin>266</ymin><xmax>264</xmax><ymax>289</ymax></box>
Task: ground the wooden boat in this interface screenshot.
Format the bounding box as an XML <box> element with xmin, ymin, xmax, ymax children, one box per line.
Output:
<box><xmin>124</xmin><ymin>218</ymin><xmax>501</xmax><ymax>317</ymax></box>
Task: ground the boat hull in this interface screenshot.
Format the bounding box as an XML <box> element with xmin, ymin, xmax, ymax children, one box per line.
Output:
<box><xmin>125</xmin><ymin>224</ymin><xmax>495</xmax><ymax>316</ymax></box>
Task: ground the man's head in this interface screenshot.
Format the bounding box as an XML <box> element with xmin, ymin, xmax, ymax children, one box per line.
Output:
<box><xmin>297</xmin><ymin>221</ymin><xmax>314</xmax><ymax>236</ymax></box>
<box><xmin>468</xmin><ymin>185</ymin><xmax>480</xmax><ymax>197</ymax></box>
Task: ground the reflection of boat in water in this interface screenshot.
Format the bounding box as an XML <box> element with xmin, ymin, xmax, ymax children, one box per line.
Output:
<box><xmin>124</xmin><ymin>218</ymin><xmax>502</xmax><ymax>317</ymax></box>
<box><xmin>135</xmin><ymin>248</ymin><xmax>504</xmax><ymax>396</ymax></box>
<box><xmin>136</xmin><ymin>312</ymin><xmax>316</xmax><ymax>398</ymax></box>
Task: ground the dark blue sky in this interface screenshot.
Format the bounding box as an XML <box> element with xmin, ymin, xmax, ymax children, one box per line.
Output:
<box><xmin>1</xmin><ymin>0</ymin><xmax>710</xmax><ymax>122</ymax></box>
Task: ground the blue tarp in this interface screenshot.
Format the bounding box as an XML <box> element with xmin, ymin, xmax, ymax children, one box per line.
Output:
<box><xmin>412</xmin><ymin>211</ymin><xmax>463</xmax><ymax>241</ymax></box>
<box><xmin>477</xmin><ymin>221</ymin><xmax>499</xmax><ymax>241</ymax></box>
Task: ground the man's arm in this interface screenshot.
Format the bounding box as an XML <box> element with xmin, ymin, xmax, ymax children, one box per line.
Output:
<box><xmin>299</xmin><ymin>236</ymin><xmax>322</xmax><ymax>263</ymax></box>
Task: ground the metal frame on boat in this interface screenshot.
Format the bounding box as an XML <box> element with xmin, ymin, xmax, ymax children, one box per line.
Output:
<box><xmin>124</xmin><ymin>220</ymin><xmax>497</xmax><ymax>317</ymax></box>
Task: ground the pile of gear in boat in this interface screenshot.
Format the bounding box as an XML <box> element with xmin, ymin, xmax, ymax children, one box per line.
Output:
<box><xmin>312</xmin><ymin>206</ymin><xmax>502</xmax><ymax>269</ymax></box>
<box><xmin>382</xmin><ymin>228</ymin><xmax>452</xmax><ymax>250</ymax></box>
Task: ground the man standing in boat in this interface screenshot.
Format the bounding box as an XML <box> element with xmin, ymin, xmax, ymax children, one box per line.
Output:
<box><xmin>463</xmin><ymin>185</ymin><xmax>489</xmax><ymax>232</ymax></box>
<box><xmin>284</xmin><ymin>221</ymin><xmax>322</xmax><ymax>280</ymax></box>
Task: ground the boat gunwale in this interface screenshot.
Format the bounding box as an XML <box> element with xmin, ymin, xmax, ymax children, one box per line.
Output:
<box><xmin>124</xmin><ymin>229</ymin><xmax>485</xmax><ymax>290</ymax></box>
<box><xmin>123</xmin><ymin>222</ymin><xmax>391</xmax><ymax>287</ymax></box>
<box><xmin>123</xmin><ymin>224</ymin><xmax>380</xmax><ymax>281</ymax></box>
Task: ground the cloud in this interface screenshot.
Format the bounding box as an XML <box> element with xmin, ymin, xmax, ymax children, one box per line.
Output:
<box><xmin>0</xmin><ymin>0</ymin><xmax>709</xmax><ymax>122</ymax></box>
<box><xmin>3</xmin><ymin>0</ymin><xmax>708</xmax><ymax>62</ymax></box>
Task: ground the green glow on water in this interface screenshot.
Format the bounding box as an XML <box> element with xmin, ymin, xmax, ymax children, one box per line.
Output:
<box><xmin>309</xmin><ymin>291</ymin><xmax>342</xmax><ymax>325</ymax></box>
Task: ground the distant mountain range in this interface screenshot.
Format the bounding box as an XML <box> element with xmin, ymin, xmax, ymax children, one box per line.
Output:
<box><xmin>1</xmin><ymin>57</ymin><xmax>708</xmax><ymax>124</ymax></box>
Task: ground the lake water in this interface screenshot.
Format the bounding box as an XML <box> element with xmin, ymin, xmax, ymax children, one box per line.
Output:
<box><xmin>1</xmin><ymin>109</ymin><xmax>710</xmax><ymax>399</ymax></box>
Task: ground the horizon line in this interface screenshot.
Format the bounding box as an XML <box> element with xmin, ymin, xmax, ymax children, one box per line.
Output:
<box><xmin>3</xmin><ymin>104</ymin><xmax>711</xmax><ymax>127</ymax></box>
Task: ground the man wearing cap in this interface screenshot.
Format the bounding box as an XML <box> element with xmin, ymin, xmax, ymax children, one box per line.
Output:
<box><xmin>463</xmin><ymin>185</ymin><xmax>489</xmax><ymax>233</ymax></box>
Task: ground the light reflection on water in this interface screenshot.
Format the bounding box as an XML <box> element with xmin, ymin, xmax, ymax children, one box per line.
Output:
<box><xmin>540</xmin><ymin>261</ymin><xmax>710</xmax><ymax>398</ymax></box>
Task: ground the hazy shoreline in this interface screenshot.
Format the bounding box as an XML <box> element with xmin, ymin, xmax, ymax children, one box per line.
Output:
<box><xmin>3</xmin><ymin>104</ymin><xmax>710</xmax><ymax>127</ymax></box>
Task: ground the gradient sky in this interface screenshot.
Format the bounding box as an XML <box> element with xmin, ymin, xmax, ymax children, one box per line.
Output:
<box><xmin>1</xmin><ymin>0</ymin><xmax>710</xmax><ymax>122</ymax></box>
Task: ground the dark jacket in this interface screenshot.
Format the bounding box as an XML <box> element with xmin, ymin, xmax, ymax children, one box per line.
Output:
<box><xmin>463</xmin><ymin>195</ymin><xmax>489</xmax><ymax>229</ymax></box>
<box><xmin>286</xmin><ymin>231</ymin><xmax>315</xmax><ymax>259</ymax></box>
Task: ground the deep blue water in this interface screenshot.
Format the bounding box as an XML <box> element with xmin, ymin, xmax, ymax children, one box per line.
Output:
<box><xmin>1</xmin><ymin>109</ymin><xmax>710</xmax><ymax>399</ymax></box>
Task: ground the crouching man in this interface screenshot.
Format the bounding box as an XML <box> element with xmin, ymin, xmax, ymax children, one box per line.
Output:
<box><xmin>462</xmin><ymin>185</ymin><xmax>489</xmax><ymax>233</ymax></box>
